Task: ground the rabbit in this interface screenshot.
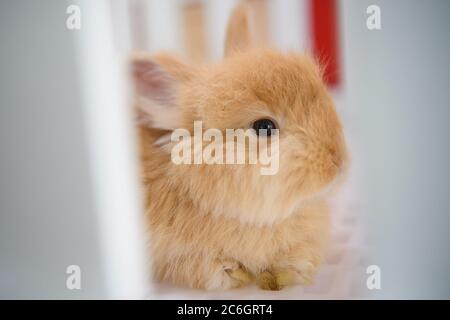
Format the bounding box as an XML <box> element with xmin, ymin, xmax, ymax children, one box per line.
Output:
<box><xmin>131</xmin><ymin>3</ymin><xmax>348</xmax><ymax>291</ymax></box>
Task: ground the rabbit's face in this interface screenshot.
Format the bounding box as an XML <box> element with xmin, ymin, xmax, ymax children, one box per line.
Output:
<box><xmin>197</xmin><ymin>49</ymin><xmax>346</xmax><ymax>193</ymax></box>
<box><xmin>133</xmin><ymin>50</ymin><xmax>347</xmax><ymax>225</ymax></box>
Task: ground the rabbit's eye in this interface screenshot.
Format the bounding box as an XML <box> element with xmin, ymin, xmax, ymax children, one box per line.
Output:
<box><xmin>252</xmin><ymin>119</ymin><xmax>277</xmax><ymax>136</ymax></box>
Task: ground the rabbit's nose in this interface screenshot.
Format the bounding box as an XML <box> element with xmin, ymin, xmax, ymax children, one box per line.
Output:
<box><xmin>326</xmin><ymin>142</ymin><xmax>346</xmax><ymax>173</ymax></box>
<box><xmin>327</xmin><ymin>145</ymin><xmax>340</xmax><ymax>166</ymax></box>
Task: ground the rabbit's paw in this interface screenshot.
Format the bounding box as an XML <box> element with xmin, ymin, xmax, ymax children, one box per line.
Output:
<box><xmin>205</xmin><ymin>260</ymin><xmax>253</xmax><ymax>290</ymax></box>
<box><xmin>291</xmin><ymin>260</ymin><xmax>317</xmax><ymax>285</ymax></box>
<box><xmin>258</xmin><ymin>270</ymin><xmax>282</xmax><ymax>291</ymax></box>
<box><xmin>258</xmin><ymin>261</ymin><xmax>317</xmax><ymax>291</ymax></box>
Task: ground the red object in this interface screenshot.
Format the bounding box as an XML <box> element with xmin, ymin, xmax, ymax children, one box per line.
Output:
<box><xmin>309</xmin><ymin>0</ymin><xmax>341</xmax><ymax>87</ymax></box>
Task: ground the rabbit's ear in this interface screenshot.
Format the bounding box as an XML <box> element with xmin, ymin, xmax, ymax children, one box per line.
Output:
<box><xmin>224</xmin><ymin>3</ymin><xmax>253</xmax><ymax>57</ymax></box>
<box><xmin>131</xmin><ymin>53</ymin><xmax>193</xmax><ymax>130</ymax></box>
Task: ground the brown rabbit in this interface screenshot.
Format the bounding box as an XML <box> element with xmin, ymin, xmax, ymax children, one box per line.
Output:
<box><xmin>132</xmin><ymin>4</ymin><xmax>347</xmax><ymax>290</ymax></box>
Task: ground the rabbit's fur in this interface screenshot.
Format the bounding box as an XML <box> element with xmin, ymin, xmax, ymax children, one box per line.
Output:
<box><xmin>133</xmin><ymin>4</ymin><xmax>348</xmax><ymax>290</ymax></box>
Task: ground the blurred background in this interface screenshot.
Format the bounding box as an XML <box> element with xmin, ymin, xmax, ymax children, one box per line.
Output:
<box><xmin>0</xmin><ymin>0</ymin><xmax>449</xmax><ymax>299</ymax></box>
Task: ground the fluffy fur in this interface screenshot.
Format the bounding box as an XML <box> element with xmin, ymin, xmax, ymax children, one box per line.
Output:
<box><xmin>132</xmin><ymin>4</ymin><xmax>348</xmax><ymax>290</ymax></box>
